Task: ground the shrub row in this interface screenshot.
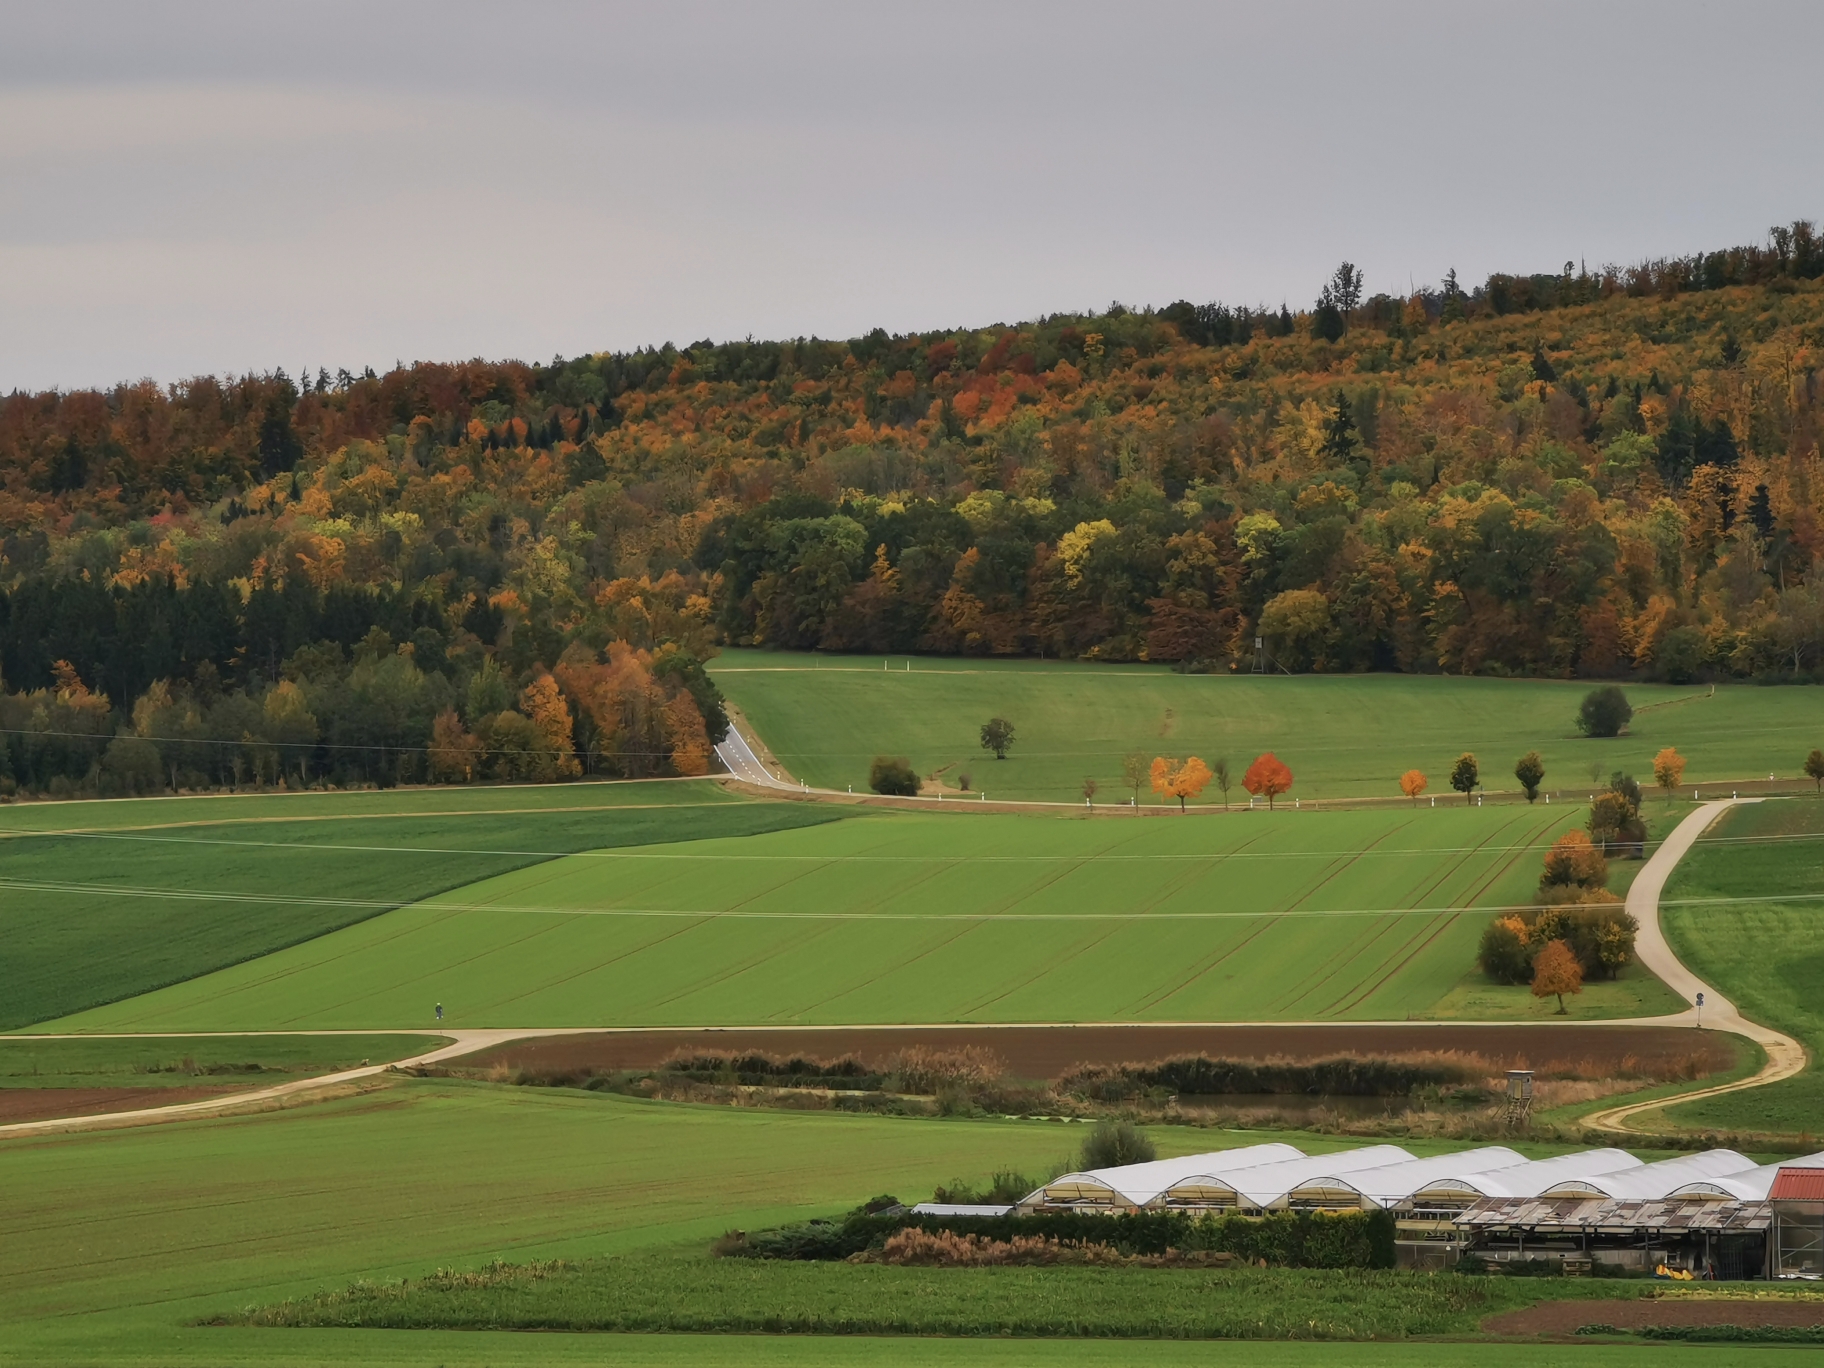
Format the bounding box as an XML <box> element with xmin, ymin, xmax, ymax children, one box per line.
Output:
<box><xmin>1579</xmin><ymin>1324</ymin><xmax>1824</xmax><ymax>1343</ymax></box>
<box><xmin>1061</xmin><ymin>1053</ymin><xmax>1474</xmax><ymax>1101</ymax></box>
<box><xmin>730</xmin><ymin>1206</ymin><xmax>1396</xmax><ymax>1270</ymax></box>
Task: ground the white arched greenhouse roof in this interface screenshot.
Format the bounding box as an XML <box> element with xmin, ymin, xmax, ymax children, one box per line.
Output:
<box><xmin>1410</xmin><ymin>1148</ymin><xmax>1643</xmax><ymax>1203</ymax></box>
<box><xmin>1022</xmin><ymin>1142</ymin><xmax>1303</xmax><ymax>1209</ymax></box>
<box><xmin>1282</xmin><ymin>1146</ymin><xmax>1528</xmax><ymax>1209</ymax></box>
<box><xmin>1152</xmin><ymin>1144</ymin><xmax>1415</xmax><ymax>1210</ymax></box>
<box><xmin>1540</xmin><ymin>1149</ymin><xmax>1757</xmax><ymax>1202</ymax></box>
<box><xmin>1669</xmin><ymin>1150</ymin><xmax>1824</xmax><ymax>1202</ymax></box>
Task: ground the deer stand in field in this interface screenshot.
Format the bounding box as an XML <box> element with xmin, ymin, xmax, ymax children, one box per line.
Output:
<box><xmin>1504</xmin><ymin>1070</ymin><xmax>1534</xmax><ymax>1129</ymax></box>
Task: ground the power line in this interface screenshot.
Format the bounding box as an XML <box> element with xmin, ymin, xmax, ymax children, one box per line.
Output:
<box><xmin>0</xmin><ymin>874</ymin><xmax>1815</xmax><ymax>921</ymax></box>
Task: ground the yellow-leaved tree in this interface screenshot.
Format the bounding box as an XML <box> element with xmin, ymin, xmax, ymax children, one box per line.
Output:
<box><xmin>1150</xmin><ymin>755</ymin><xmax>1213</xmax><ymax>813</ymax></box>
<box><xmin>521</xmin><ymin>672</ymin><xmax>582</xmax><ymax>778</ymax></box>
<box><xmin>1531</xmin><ymin>939</ymin><xmax>1583</xmax><ymax>1015</ymax></box>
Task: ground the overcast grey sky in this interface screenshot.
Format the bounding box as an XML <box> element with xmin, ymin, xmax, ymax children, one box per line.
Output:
<box><xmin>3</xmin><ymin>1</ymin><xmax>1819</xmax><ymax>392</ymax></box>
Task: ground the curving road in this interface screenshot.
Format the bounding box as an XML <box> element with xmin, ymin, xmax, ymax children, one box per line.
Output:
<box><xmin>1583</xmin><ymin>798</ymin><xmax>1806</xmax><ymax>1134</ymax></box>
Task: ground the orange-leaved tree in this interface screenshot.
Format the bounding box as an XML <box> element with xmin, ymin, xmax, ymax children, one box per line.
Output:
<box><xmin>428</xmin><ymin>708</ymin><xmax>484</xmax><ymax>783</ymax></box>
<box><xmin>1652</xmin><ymin>746</ymin><xmax>1686</xmax><ymax>802</ymax></box>
<box><xmin>1530</xmin><ymin>938</ymin><xmax>1583</xmax><ymax>1014</ymax></box>
<box><xmin>1243</xmin><ymin>752</ymin><xmax>1293</xmax><ymax>809</ymax></box>
<box><xmin>522</xmin><ymin>672</ymin><xmax>583</xmax><ymax>778</ymax></box>
<box><xmin>1150</xmin><ymin>755</ymin><xmax>1214</xmax><ymax>812</ymax></box>
<box><xmin>1399</xmin><ymin>769</ymin><xmax>1427</xmax><ymax>804</ymax></box>
<box><xmin>1538</xmin><ymin>828</ymin><xmax>1609</xmax><ymax>902</ymax></box>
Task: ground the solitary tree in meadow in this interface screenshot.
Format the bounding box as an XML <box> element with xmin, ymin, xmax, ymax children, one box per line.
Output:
<box><xmin>1450</xmin><ymin>752</ymin><xmax>1480</xmax><ymax>804</ymax></box>
<box><xmin>979</xmin><ymin>717</ymin><xmax>1016</xmax><ymax>760</ymax></box>
<box><xmin>1577</xmin><ymin>685</ymin><xmax>1633</xmax><ymax>738</ymax></box>
<box><xmin>1082</xmin><ymin>776</ymin><xmax>1098</xmax><ymax>808</ymax></box>
<box><xmin>1400</xmin><ymin>769</ymin><xmax>1428</xmax><ymax>805</ymax></box>
<box><xmin>1806</xmin><ymin>748</ymin><xmax>1824</xmax><ymax>792</ymax></box>
<box><xmin>1243</xmin><ymin>752</ymin><xmax>1294</xmax><ymax>809</ymax></box>
<box><xmin>1531</xmin><ymin>938</ymin><xmax>1584</xmax><ymax>1015</ymax></box>
<box><xmin>1652</xmin><ymin>747</ymin><xmax>1687</xmax><ymax>803</ymax></box>
<box><xmin>1515</xmin><ymin>751</ymin><xmax>1545</xmax><ymax>803</ymax></box>
<box><xmin>1150</xmin><ymin>755</ymin><xmax>1214</xmax><ymax>812</ymax></box>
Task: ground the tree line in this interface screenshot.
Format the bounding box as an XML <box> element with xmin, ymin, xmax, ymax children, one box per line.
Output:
<box><xmin>0</xmin><ymin>631</ymin><xmax>728</xmax><ymax>798</ymax></box>
<box><xmin>0</xmin><ymin>222</ymin><xmax>1818</xmax><ymax>749</ymax></box>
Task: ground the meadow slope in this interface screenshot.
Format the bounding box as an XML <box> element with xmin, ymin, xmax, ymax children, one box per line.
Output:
<box><xmin>44</xmin><ymin>803</ymin><xmax>1678</xmax><ymax>1033</ymax></box>
<box><xmin>712</xmin><ymin>652</ymin><xmax>1817</xmax><ymax>803</ymax></box>
<box><xmin>0</xmin><ymin>781</ymin><xmax>838</xmax><ymax>1028</ymax></box>
<box><xmin>1660</xmin><ymin>796</ymin><xmax>1824</xmax><ymax>1133</ymax></box>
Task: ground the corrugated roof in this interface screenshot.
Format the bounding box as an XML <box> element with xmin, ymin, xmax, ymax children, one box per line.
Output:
<box><xmin>1155</xmin><ymin>1144</ymin><xmax>1415</xmax><ymax>1209</ymax></box>
<box><xmin>1770</xmin><ymin>1167</ymin><xmax>1824</xmax><ymax>1201</ymax></box>
<box><xmin>1283</xmin><ymin>1146</ymin><xmax>1526</xmax><ymax>1207</ymax></box>
<box><xmin>1411</xmin><ymin>1149</ymin><xmax>1642</xmax><ymax>1201</ymax></box>
<box><xmin>1670</xmin><ymin>1151</ymin><xmax>1824</xmax><ymax>1202</ymax></box>
<box><xmin>1025</xmin><ymin>1142</ymin><xmax>1304</xmax><ymax>1207</ymax></box>
<box><xmin>1456</xmin><ymin>1196</ymin><xmax>1771</xmax><ymax>1233</ymax></box>
<box><xmin>1541</xmin><ymin>1149</ymin><xmax>1757</xmax><ymax>1202</ymax></box>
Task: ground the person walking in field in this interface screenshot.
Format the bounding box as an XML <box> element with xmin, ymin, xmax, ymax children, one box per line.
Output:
<box><xmin>435</xmin><ymin>1002</ymin><xmax>443</xmax><ymax>1022</ymax></box>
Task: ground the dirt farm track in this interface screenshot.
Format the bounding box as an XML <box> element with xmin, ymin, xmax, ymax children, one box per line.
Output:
<box><xmin>461</xmin><ymin>1022</ymin><xmax>1740</xmax><ymax>1080</ymax></box>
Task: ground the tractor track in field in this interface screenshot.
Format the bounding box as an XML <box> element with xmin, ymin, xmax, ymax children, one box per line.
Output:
<box><xmin>0</xmin><ymin>803</ymin><xmax>1796</xmax><ymax>1140</ymax></box>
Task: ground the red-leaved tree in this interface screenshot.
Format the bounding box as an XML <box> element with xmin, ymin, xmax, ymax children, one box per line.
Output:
<box><xmin>1243</xmin><ymin>752</ymin><xmax>1293</xmax><ymax>809</ymax></box>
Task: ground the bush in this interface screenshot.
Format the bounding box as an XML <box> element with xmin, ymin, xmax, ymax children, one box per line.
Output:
<box><xmin>732</xmin><ymin>1207</ymin><xmax>1398</xmax><ymax>1270</ymax></box>
<box><xmin>1577</xmin><ymin>685</ymin><xmax>1633</xmax><ymax>738</ymax></box>
<box><xmin>868</xmin><ymin>755</ymin><xmax>919</xmax><ymax>796</ymax></box>
<box><xmin>1080</xmin><ymin>1120</ymin><xmax>1155</xmax><ymax>1170</ymax></box>
<box><xmin>1477</xmin><ymin>916</ymin><xmax>1533</xmax><ymax>984</ymax></box>
<box><xmin>1062</xmin><ymin>1054</ymin><xmax>1472</xmax><ymax>1100</ymax></box>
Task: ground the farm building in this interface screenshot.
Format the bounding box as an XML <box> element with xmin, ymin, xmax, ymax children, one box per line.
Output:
<box><xmin>976</xmin><ymin>1142</ymin><xmax>1824</xmax><ymax>1277</ymax></box>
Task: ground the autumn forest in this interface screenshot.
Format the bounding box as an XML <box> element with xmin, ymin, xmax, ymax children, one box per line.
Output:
<box><xmin>0</xmin><ymin>222</ymin><xmax>1821</xmax><ymax>794</ymax></box>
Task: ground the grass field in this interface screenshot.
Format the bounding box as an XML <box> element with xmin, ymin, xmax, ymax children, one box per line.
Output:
<box><xmin>39</xmin><ymin>802</ymin><xmax>1679</xmax><ymax>1033</ymax></box>
<box><xmin>0</xmin><ymin>781</ymin><xmax>841</xmax><ymax>1028</ymax></box>
<box><xmin>0</xmin><ymin>1076</ymin><xmax>1747</xmax><ymax>1368</ymax></box>
<box><xmin>1661</xmin><ymin>797</ymin><xmax>1824</xmax><ymax>1134</ymax></box>
<box><xmin>711</xmin><ymin>649</ymin><xmax>1823</xmax><ymax>803</ymax></box>
<box><xmin>228</xmin><ymin>1252</ymin><xmax>1672</xmax><ymax>1339</ymax></box>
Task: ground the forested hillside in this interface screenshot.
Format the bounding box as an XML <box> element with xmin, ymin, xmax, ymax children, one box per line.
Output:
<box><xmin>0</xmin><ymin>223</ymin><xmax>1819</xmax><ymax>793</ymax></box>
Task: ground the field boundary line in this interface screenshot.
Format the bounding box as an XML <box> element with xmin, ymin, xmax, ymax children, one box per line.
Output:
<box><xmin>1584</xmin><ymin>798</ymin><xmax>1807</xmax><ymax>1136</ymax></box>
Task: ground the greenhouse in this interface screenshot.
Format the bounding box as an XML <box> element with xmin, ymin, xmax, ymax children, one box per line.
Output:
<box><xmin>991</xmin><ymin>1141</ymin><xmax>1824</xmax><ymax>1277</ymax></box>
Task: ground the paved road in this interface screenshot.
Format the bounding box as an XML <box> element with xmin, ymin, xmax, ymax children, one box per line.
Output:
<box><xmin>713</xmin><ymin>720</ymin><xmax>798</xmax><ymax>790</ymax></box>
<box><xmin>1584</xmin><ymin>798</ymin><xmax>1806</xmax><ymax>1134</ymax></box>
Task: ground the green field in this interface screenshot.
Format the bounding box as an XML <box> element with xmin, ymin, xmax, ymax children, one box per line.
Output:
<box><xmin>0</xmin><ymin>1075</ymin><xmax>1754</xmax><ymax>1368</ymax></box>
<box><xmin>713</xmin><ymin>650</ymin><xmax>1822</xmax><ymax>803</ymax></box>
<box><xmin>1661</xmin><ymin>797</ymin><xmax>1824</xmax><ymax>1133</ymax></box>
<box><xmin>38</xmin><ymin>802</ymin><xmax>1679</xmax><ymax>1033</ymax></box>
<box><xmin>0</xmin><ymin>781</ymin><xmax>839</xmax><ymax>1028</ymax></box>
<box><xmin>229</xmin><ymin>1251</ymin><xmax>1676</xmax><ymax>1339</ymax></box>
